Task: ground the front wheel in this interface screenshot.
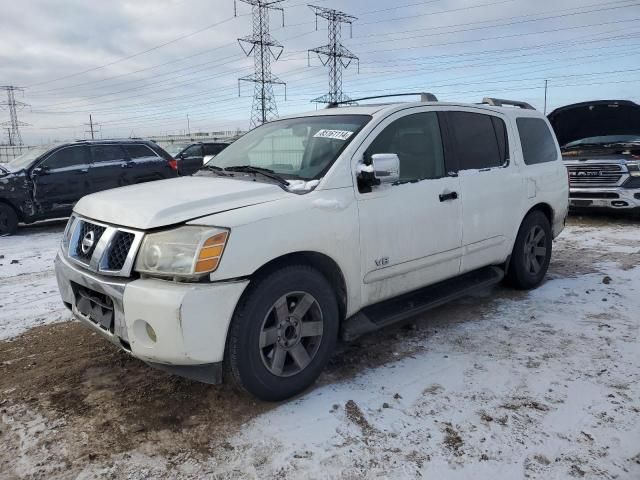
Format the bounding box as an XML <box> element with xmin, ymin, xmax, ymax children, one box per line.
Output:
<box><xmin>0</xmin><ymin>203</ymin><xmax>18</xmax><ymax>236</ymax></box>
<box><xmin>506</xmin><ymin>210</ymin><xmax>552</xmax><ymax>290</ymax></box>
<box><xmin>225</xmin><ymin>265</ymin><xmax>339</xmax><ymax>401</ymax></box>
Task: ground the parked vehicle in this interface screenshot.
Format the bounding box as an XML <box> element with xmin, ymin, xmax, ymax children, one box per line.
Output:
<box><xmin>54</xmin><ymin>94</ymin><xmax>568</xmax><ymax>401</ymax></box>
<box><xmin>174</xmin><ymin>141</ymin><xmax>231</xmax><ymax>176</ymax></box>
<box><xmin>163</xmin><ymin>142</ymin><xmax>191</xmax><ymax>158</ymax></box>
<box><xmin>0</xmin><ymin>139</ymin><xmax>177</xmax><ymax>235</ymax></box>
<box><xmin>548</xmin><ymin>100</ymin><xmax>640</xmax><ymax>212</ymax></box>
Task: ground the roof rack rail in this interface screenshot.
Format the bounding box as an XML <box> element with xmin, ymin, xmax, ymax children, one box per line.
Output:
<box><xmin>482</xmin><ymin>97</ymin><xmax>535</xmax><ymax>110</ymax></box>
<box><xmin>327</xmin><ymin>92</ymin><xmax>438</xmax><ymax>108</ymax></box>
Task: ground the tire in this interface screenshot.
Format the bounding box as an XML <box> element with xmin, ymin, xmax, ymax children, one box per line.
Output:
<box><xmin>225</xmin><ymin>264</ymin><xmax>339</xmax><ymax>401</ymax></box>
<box><xmin>0</xmin><ymin>203</ymin><xmax>18</xmax><ymax>236</ymax></box>
<box><xmin>506</xmin><ymin>210</ymin><xmax>552</xmax><ymax>290</ymax></box>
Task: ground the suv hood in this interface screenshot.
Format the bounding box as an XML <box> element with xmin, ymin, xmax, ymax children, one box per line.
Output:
<box><xmin>548</xmin><ymin>100</ymin><xmax>640</xmax><ymax>147</ymax></box>
<box><xmin>74</xmin><ymin>176</ymin><xmax>288</xmax><ymax>229</ymax></box>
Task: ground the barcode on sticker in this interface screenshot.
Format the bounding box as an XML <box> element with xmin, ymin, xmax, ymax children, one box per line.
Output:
<box><xmin>313</xmin><ymin>129</ymin><xmax>354</xmax><ymax>140</ymax></box>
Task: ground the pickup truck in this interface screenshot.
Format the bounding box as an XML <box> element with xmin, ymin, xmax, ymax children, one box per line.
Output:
<box><xmin>548</xmin><ymin>100</ymin><xmax>640</xmax><ymax>212</ymax></box>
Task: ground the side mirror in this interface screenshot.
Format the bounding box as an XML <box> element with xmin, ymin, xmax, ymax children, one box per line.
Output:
<box><xmin>358</xmin><ymin>153</ymin><xmax>400</xmax><ymax>186</ymax></box>
<box><xmin>32</xmin><ymin>166</ymin><xmax>49</xmax><ymax>176</ymax></box>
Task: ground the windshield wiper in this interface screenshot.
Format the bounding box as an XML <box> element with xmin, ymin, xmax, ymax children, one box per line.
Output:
<box><xmin>562</xmin><ymin>142</ymin><xmax>608</xmax><ymax>150</ymax></box>
<box><xmin>223</xmin><ymin>165</ymin><xmax>289</xmax><ymax>187</ymax></box>
<box><xmin>200</xmin><ymin>164</ymin><xmax>232</xmax><ymax>176</ymax></box>
<box><xmin>602</xmin><ymin>141</ymin><xmax>640</xmax><ymax>147</ymax></box>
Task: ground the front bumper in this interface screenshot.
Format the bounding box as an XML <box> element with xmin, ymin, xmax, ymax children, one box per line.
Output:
<box><xmin>54</xmin><ymin>251</ymin><xmax>249</xmax><ymax>383</ymax></box>
<box><xmin>569</xmin><ymin>187</ymin><xmax>640</xmax><ymax>210</ymax></box>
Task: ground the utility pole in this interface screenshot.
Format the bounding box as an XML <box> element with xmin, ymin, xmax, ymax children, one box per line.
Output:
<box><xmin>235</xmin><ymin>0</ymin><xmax>287</xmax><ymax>128</ymax></box>
<box><xmin>84</xmin><ymin>114</ymin><xmax>100</xmax><ymax>140</ymax></box>
<box><xmin>0</xmin><ymin>86</ymin><xmax>29</xmax><ymax>146</ymax></box>
<box><xmin>5</xmin><ymin>128</ymin><xmax>12</xmax><ymax>146</ymax></box>
<box><xmin>308</xmin><ymin>5</ymin><xmax>358</xmax><ymax>106</ymax></box>
<box><xmin>187</xmin><ymin>114</ymin><xmax>191</xmax><ymax>136</ymax></box>
<box><xmin>544</xmin><ymin>79</ymin><xmax>548</xmax><ymax>115</ymax></box>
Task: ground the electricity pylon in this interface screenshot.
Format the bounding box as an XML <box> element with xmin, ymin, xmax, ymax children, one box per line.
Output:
<box><xmin>308</xmin><ymin>5</ymin><xmax>358</xmax><ymax>106</ymax></box>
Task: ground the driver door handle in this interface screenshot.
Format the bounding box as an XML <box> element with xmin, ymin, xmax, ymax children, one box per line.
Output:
<box><xmin>439</xmin><ymin>191</ymin><xmax>458</xmax><ymax>202</ymax></box>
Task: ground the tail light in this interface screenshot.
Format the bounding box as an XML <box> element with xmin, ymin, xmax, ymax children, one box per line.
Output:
<box><xmin>167</xmin><ymin>159</ymin><xmax>178</xmax><ymax>171</ymax></box>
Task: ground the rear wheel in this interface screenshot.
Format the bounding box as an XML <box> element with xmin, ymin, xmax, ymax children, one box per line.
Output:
<box><xmin>0</xmin><ymin>204</ymin><xmax>18</xmax><ymax>236</ymax></box>
<box><xmin>506</xmin><ymin>210</ymin><xmax>552</xmax><ymax>289</ymax></box>
<box><xmin>225</xmin><ymin>265</ymin><xmax>339</xmax><ymax>401</ymax></box>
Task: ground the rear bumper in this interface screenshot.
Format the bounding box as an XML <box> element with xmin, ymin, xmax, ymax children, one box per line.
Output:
<box><xmin>54</xmin><ymin>250</ymin><xmax>249</xmax><ymax>383</ymax></box>
<box><xmin>569</xmin><ymin>187</ymin><xmax>640</xmax><ymax>210</ymax></box>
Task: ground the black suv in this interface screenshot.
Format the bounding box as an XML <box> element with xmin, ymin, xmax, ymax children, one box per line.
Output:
<box><xmin>175</xmin><ymin>141</ymin><xmax>230</xmax><ymax>175</ymax></box>
<box><xmin>0</xmin><ymin>139</ymin><xmax>177</xmax><ymax>235</ymax></box>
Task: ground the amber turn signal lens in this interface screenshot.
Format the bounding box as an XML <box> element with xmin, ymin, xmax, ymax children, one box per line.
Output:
<box><xmin>195</xmin><ymin>231</ymin><xmax>229</xmax><ymax>273</ymax></box>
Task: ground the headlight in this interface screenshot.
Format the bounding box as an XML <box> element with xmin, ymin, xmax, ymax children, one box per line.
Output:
<box><xmin>62</xmin><ymin>215</ymin><xmax>76</xmax><ymax>250</ymax></box>
<box><xmin>134</xmin><ymin>226</ymin><xmax>229</xmax><ymax>279</ymax></box>
<box><xmin>626</xmin><ymin>161</ymin><xmax>640</xmax><ymax>177</ymax></box>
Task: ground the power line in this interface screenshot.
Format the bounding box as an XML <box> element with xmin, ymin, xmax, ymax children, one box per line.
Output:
<box><xmin>308</xmin><ymin>5</ymin><xmax>358</xmax><ymax>105</ymax></box>
<box><xmin>236</xmin><ymin>0</ymin><xmax>287</xmax><ymax>127</ymax></box>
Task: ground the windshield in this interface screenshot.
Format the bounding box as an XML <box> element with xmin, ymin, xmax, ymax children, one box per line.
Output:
<box><xmin>164</xmin><ymin>143</ymin><xmax>190</xmax><ymax>156</ymax></box>
<box><xmin>205</xmin><ymin>115</ymin><xmax>371</xmax><ymax>180</ymax></box>
<box><xmin>7</xmin><ymin>145</ymin><xmax>53</xmax><ymax>170</ymax></box>
<box><xmin>563</xmin><ymin>134</ymin><xmax>640</xmax><ymax>148</ymax></box>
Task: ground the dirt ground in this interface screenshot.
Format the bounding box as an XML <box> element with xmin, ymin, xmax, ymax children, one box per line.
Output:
<box><xmin>1</xmin><ymin>214</ymin><xmax>639</xmax><ymax>479</ymax></box>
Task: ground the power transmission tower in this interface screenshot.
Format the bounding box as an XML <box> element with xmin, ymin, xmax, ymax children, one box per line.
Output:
<box><xmin>308</xmin><ymin>5</ymin><xmax>358</xmax><ymax>105</ymax></box>
<box><xmin>84</xmin><ymin>114</ymin><xmax>100</xmax><ymax>140</ymax></box>
<box><xmin>235</xmin><ymin>0</ymin><xmax>286</xmax><ymax>128</ymax></box>
<box><xmin>0</xmin><ymin>86</ymin><xmax>30</xmax><ymax>146</ymax></box>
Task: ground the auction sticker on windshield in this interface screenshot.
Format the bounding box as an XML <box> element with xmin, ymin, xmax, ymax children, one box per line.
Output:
<box><xmin>313</xmin><ymin>129</ymin><xmax>354</xmax><ymax>140</ymax></box>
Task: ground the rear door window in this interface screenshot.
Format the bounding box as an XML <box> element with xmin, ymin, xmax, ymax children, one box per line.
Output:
<box><xmin>516</xmin><ymin>118</ymin><xmax>558</xmax><ymax>165</ymax></box>
<box><xmin>41</xmin><ymin>146</ymin><xmax>90</xmax><ymax>170</ymax></box>
<box><xmin>124</xmin><ymin>144</ymin><xmax>157</xmax><ymax>159</ymax></box>
<box><xmin>91</xmin><ymin>145</ymin><xmax>126</xmax><ymax>163</ymax></box>
<box><xmin>446</xmin><ymin>111</ymin><xmax>505</xmax><ymax>170</ymax></box>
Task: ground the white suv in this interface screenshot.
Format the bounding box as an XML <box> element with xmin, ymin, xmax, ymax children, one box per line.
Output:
<box><xmin>54</xmin><ymin>95</ymin><xmax>568</xmax><ymax>401</ymax></box>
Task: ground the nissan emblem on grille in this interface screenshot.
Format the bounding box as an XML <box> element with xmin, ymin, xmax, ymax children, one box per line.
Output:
<box><xmin>81</xmin><ymin>230</ymin><xmax>95</xmax><ymax>254</ymax></box>
<box><xmin>68</xmin><ymin>218</ymin><xmax>141</xmax><ymax>277</ymax></box>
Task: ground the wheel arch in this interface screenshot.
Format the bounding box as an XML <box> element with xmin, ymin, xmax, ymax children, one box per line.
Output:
<box><xmin>248</xmin><ymin>251</ymin><xmax>348</xmax><ymax>323</ymax></box>
<box><xmin>0</xmin><ymin>198</ymin><xmax>22</xmax><ymax>221</ymax></box>
<box><xmin>525</xmin><ymin>202</ymin><xmax>553</xmax><ymax>226</ymax></box>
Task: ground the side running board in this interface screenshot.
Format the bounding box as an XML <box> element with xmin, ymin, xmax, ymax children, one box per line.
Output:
<box><xmin>341</xmin><ymin>266</ymin><xmax>505</xmax><ymax>341</ymax></box>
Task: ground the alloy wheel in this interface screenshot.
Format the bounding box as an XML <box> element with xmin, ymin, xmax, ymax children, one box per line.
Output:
<box><xmin>523</xmin><ymin>225</ymin><xmax>547</xmax><ymax>275</ymax></box>
<box><xmin>259</xmin><ymin>291</ymin><xmax>324</xmax><ymax>377</ymax></box>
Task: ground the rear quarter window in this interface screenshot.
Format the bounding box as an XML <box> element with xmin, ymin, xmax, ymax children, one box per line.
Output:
<box><xmin>124</xmin><ymin>144</ymin><xmax>158</xmax><ymax>159</ymax></box>
<box><xmin>517</xmin><ymin>118</ymin><xmax>558</xmax><ymax>165</ymax></box>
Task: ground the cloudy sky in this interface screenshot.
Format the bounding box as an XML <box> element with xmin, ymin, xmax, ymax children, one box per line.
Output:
<box><xmin>1</xmin><ymin>0</ymin><xmax>639</xmax><ymax>144</ymax></box>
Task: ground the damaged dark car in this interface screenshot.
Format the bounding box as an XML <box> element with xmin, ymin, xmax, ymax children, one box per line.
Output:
<box><xmin>0</xmin><ymin>139</ymin><xmax>177</xmax><ymax>235</ymax></box>
<box><xmin>548</xmin><ymin>100</ymin><xmax>640</xmax><ymax>212</ymax></box>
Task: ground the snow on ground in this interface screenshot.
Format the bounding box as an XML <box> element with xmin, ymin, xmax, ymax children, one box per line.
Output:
<box><xmin>213</xmin><ymin>264</ymin><xmax>639</xmax><ymax>479</ymax></box>
<box><xmin>0</xmin><ymin>221</ymin><xmax>69</xmax><ymax>340</ymax></box>
<box><xmin>0</xmin><ymin>217</ymin><xmax>639</xmax><ymax>479</ymax></box>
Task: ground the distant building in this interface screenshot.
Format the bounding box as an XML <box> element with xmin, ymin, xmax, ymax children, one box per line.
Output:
<box><xmin>149</xmin><ymin>130</ymin><xmax>245</xmax><ymax>147</ymax></box>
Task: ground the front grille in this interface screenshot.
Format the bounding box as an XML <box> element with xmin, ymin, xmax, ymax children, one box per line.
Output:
<box><xmin>75</xmin><ymin>221</ymin><xmax>106</xmax><ymax>261</ymax></box>
<box><xmin>566</xmin><ymin>164</ymin><xmax>624</xmax><ymax>187</ymax></box>
<box><xmin>107</xmin><ymin>231</ymin><xmax>135</xmax><ymax>270</ymax></box>
<box><xmin>570</xmin><ymin>192</ymin><xmax>619</xmax><ymax>199</ymax></box>
<box><xmin>67</xmin><ymin>217</ymin><xmax>142</xmax><ymax>277</ymax></box>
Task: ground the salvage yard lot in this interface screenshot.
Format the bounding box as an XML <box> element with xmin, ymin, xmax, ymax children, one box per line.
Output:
<box><xmin>1</xmin><ymin>216</ymin><xmax>639</xmax><ymax>479</ymax></box>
